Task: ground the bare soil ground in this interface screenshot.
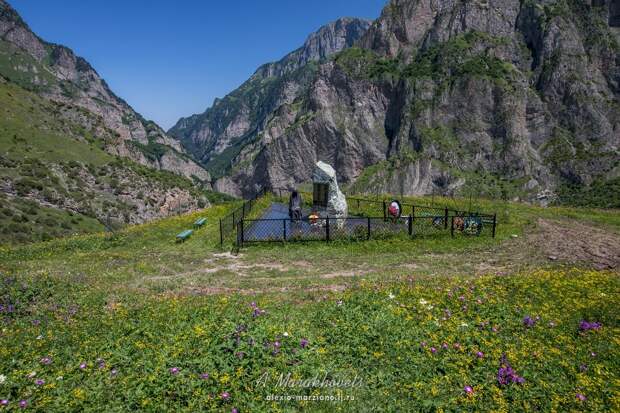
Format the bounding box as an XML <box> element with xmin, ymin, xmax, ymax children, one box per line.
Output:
<box><xmin>140</xmin><ymin>217</ymin><xmax>619</xmax><ymax>296</ymax></box>
<box><xmin>532</xmin><ymin>218</ymin><xmax>620</xmax><ymax>270</ymax></box>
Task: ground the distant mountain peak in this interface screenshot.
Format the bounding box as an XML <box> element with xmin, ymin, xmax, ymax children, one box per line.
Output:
<box><xmin>253</xmin><ymin>17</ymin><xmax>372</xmax><ymax>79</ymax></box>
<box><xmin>169</xmin><ymin>16</ymin><xmax>372</xmax><ymax>174</ymax></box>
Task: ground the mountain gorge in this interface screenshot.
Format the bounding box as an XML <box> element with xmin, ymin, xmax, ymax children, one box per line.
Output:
<box><xmin>0</xmin><ymin>0</ymin><xmax>218</xmax><ymax>243</ymax></box>
<box><xmin>170</xmin><ymin>0</ymin><xmax>620</xmax><ymax>207</ymax></box>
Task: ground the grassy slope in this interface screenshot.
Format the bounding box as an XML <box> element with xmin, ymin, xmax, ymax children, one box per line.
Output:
<box><xmin>0</xmin><ymin>198</ymin><xmax>618</xmax><ymax>411</ymax></box>
<box><xmin>0</xmin><ymin>79</ymin><xmax>235</xmax><ymax>245</ymax></box>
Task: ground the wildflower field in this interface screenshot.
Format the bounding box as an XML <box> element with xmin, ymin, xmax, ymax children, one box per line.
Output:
<box><xmin>0</xmin><ymin>198</ymin><xmax>618</xmax><ymax>412</ymax></box>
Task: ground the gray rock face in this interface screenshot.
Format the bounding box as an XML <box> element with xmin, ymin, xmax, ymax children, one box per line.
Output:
<box><xmin>173</xmin><ymin>0</ymin><xmax>620</xmax><ymax>202</ymax></box>
<box><xmin>0</xmin><ymin>0</ymin><xmax>209</xmax><ymax>183</ymax></box>
<box><xmin>255</xmin><ymin>18</ymin><xmax>372</xmax><ymax>79</ymax></box>
<box><xmin>168</xmin><ymin>18</ymin><xmax>372</xmax><ymax>172</ymax></box>
<box><xmin>312</xmin><ymin>161</ymin><xmax>348</xmax><ymax>219</ymax></box>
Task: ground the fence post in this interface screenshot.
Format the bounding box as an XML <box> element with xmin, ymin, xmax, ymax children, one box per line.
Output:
<box><xmin>412</xmin><ymin>205</ymin><xmax>415</xmax><ymax>220</ymax></box>
<box><xmin>326</xmin><ymin>216</ymin><xmax>330</xmax><ymax>242</ymax></box>
<box><xmin>357</xmin><ymin>199</ymin><xmax>360</xmax><ymax>210</ymax></box>
<box><xmin>240</xmin><ymin>219</ymin><xmax>244</xmax><ymax>246</ymax></box>
<box><xmin>236</xmin><ymin>221</ymin><xmax>241</xmax><ymax>247</ymax></box>
<box><xmin>232</xmin><ymin>212</ymin><xmax>236</xmax><ymax>227</ymax></box>
<box><xmin>219</xmin><ymin>218</ymin><xmax>223</xmax><ymax>247</ymax></box>
<box><xmin>492</xmin><ymin>213</ymin><xmax>497</xmax><ymax>238</ymax></box>
<box><xmin>283</xmin><ymin>219</ymin><xmax>287</xmax><ymax>242</ymax></box>
<box><xmin>444</xmin><ymin>207</ymin><xmax>448</xmax><ymax>230</ymax></box>
<box><xmin>383</xmin><ymin>200</ymin><xmax>387</xmax><ymax>221</ymax></box>
<box><xmin>367</xmin><ymin>217</ymin><xmax>371</xmax><ymax>240</ymax></box>
<box><xmin>408</xmin><ymin>214</ymin><xmax>413</xmax><ymax>237</ymax></box>
<box><xmin>451</xmin><ymin>216</ymin><xmax>455</xmax><ymax>238</ymax></box>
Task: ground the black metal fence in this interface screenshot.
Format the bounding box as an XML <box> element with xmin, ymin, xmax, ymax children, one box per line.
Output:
<box><xmin>219</xmin><ymin>188</ymin><xmax>267</xmax><ymax>246</ymax></box>
<box><xmin>221</xmin><ymin>187</ymin><xmax>497</xmax><ymax>247</ymax></box>
<box><xmin>237</xmin><ymin>213</ymin><xmax>496</xmax><ymax>247</ymax></box>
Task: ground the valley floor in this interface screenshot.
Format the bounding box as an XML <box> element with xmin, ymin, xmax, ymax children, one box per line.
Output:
<box><xmin>0</xmin><ymin>197</ymin><xmax>618</xmax><ymax>411</ymax></box>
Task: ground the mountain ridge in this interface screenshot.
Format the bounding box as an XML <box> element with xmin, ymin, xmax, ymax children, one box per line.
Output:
<box><xmin>170</xmin><ymin>0</ymin><xmax>620</xmax><ymax>206</ymax></box>
<box><xmin>168</xmin><ymin>17</ymin><xmax>372</xmax><ymax>179</ymax></box>
<box><xmin>0</xmin><ymin>0</ymin><xmax>227</xmax><ymax>244</ymax></box>
<box><xmin>0</xmin><ymin>0</ymin><xmax>210</xmax><ymax>182</ymax></box>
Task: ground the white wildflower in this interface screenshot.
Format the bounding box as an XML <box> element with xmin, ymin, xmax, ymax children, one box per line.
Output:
<box><xmin>282</xmin><ymin>332</ymin><xmax>289</xmax><ymax>337</ymax></box>
<box><xmin>0</xmin><ymin>374</ymin><xmax>6</xmax><ymax>384</ymax></box>
<box><xmin>388</xmin><ymin>293</ymin><xmax>395</xmax><ymax>300</ymax></box>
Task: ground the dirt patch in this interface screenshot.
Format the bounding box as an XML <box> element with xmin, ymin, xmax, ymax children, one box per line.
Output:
<box><xmin>532</xmin><ymin>219</ymin><xmax>620</xmax><ymax>270</ymax></box>
<box><xmin>184</xmin><ymin>284</ymin><xmax>347</xmax><ymax>296</ymax></box>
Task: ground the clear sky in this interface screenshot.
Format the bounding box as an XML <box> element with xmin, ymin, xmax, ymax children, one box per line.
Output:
<box><xmin>11</xmin><ymin>0</ymin><xmax>386</xmax><ymax>130</ymax></box>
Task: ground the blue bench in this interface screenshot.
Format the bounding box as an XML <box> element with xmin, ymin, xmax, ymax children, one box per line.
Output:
<box><xmin>193</xmin><ymin>217</ymin><xmax>207</xmax><ymax>228</ymax></box>
<box><xmin>176</xmin><ymin>229</ymin><xmax>193</xmax><ymax>242</ymax></box>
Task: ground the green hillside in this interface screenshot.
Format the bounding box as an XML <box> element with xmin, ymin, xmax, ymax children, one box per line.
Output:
<box><xmin>0</xmin><ymin>195</ymin><xmax>617</xmax><ymax>411</ymax></box>
<box><xmin>0</xmin><ymin>80</ymin><xmax>230</xmax><ymax>245</ymax></box>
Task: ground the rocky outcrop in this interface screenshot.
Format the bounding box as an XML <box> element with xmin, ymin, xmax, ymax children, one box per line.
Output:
<box><xmin>172</xmin><ymin>0</ymin><xmax>620</xmax><ymax>204</ymax></box>
<box><xmin>254</xmin><ymin>18</ymin><xmax>372</xmax><ymax>79</ymax></box>
<box><xmin>168</xmin><ymin>18</ymin><xmax>372</xmax><ymax>173</ymax></box>
<box><xmin>0</xmin><ymin>0</ymin><xmax>210</xmax><ymax>183</ymax></box>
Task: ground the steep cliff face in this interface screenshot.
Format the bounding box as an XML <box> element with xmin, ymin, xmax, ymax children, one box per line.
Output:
<box><xmin>0</xmin><ymin>0</ymin><xmax>210</xmax><ymax>182</ymax></box>
<box><xmin>173</xmin><ymin>0</ymin><xmax>619</xmax><ymax>206</ymax></box>
<box><xmin>168</xmin><ymin>18</ymin><xmax>372</xmax><ymax>183</ymax></box>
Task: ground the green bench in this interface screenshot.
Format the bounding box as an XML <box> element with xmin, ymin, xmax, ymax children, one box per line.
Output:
<box><xmin>176</xmin><ymin>229</ymin><xmax>193</xmax><ymax>243</ymax></box>
<box><xmin>193</xmin><ymin>217</ymin><xmax>207</xmax><ymax>228</ymax></box>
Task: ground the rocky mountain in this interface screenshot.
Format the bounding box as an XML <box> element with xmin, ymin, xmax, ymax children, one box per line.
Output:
<box><xmin>0</xmin><ymin>0</ymin><xmax>209</xmax><ymax>182</ymax></box>
<box><xmin>171</xmin><ymin>0</ymin><xmax>620</xmax><ymax>207</ymax></box>
<box><xmin>168</xmin><ymin>17</ymin><xmax>372</xmax><ymax>183</ymax></box>
<box><xmin>0</xmin><ymin>0</ymin><xmax>224</xmax><ymax>244</ymax></box>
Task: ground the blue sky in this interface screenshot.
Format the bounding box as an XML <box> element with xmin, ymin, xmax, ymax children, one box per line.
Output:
<box><xmin>11</xmin><ymin>0</ymin><xmax>386</xmax><ymax>130</ymax></box>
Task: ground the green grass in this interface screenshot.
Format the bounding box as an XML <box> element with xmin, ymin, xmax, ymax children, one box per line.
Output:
<box><xmin>0</xmin><ymin>81</ymin><xmax>112</xmax><ymax>166</ymax></box>
<box><xmin>0</xmin><ymin>195</ymin><xmax>618</xmax><ymax>411</ymax></box>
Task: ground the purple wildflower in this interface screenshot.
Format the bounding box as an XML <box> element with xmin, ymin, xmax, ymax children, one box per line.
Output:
<box><xmin>0</xmin><ymin>400</ymin><xmax>8</xmax><ymax>406</ymax></box>
<box><xmin>420</xmin><ymin>341</ymin><xmax>427</xmax><ymax>348</ymax></box>
<box><xmin>31</xmin><ymin>320</ymin><xmax>40</xmax><ymax>326</ymax></box>
<box><xmin>40</xmin><ymin>357</ymin><xmax>52</xmax><ymax>365</ymax></box>
<box><xmin>169</xmin><ymin>367</ymin><xmax>180</xmax><ymax>375</ymax></box>
<box><xmin>35</xmin><ymin>379</ymin><xmax>44</xmax><ymax>386</ymax></box>
<box><xmin>232</xmin><ymin>408</ymin><xmax>239</xmax><ymax>413</ymax></box>
<box><xmin>19</xmin><ymin>400</ymin><xmax>27</xmax><ymax>409</ymax></box>
<box><xmin>579</xmin><ymin>320</ymin><xmax>601</xmax><ymax>332</ymax></box>
<box><xmin>221</xmin><ymin>392</ymin><xmax>230</xmax><ymax>401</ymax></box>
<box><xmin>300</xmin><ymin>338</ymin><xmax>309</xmax><ymax>349</ymax></box>
<box><xmin>464</xmin><ymin>386</ymin><xmax>474</xmax><ymax>395</ymax></box>
<box><xmin>442</xmin><ymin>342</ymin><xmax>448</xmax><ymax>350</ymax></box>
<box><xmin>476</xmin><ymin>351</ymin><xmax>484</xmax><ymax>359</ymax></box>
<box><xmin>576</xmin><ymin>393</ymin><xmax>586</xmax><ymax>402</ymax></box>
<box><xmin>431</xmin><ymin>347</ymin><xmax>437</xmax><ymax>354</ymax></box>
<box><xmin>250</xmin><ymin>302</ymin><xmax>257</xmax><ymax>308</ymax></box>
<box><xmin>579</xmin><ymin>364</ymin><xmax>588</xmax><ymax>372</ymax></box>
<box><xmin>79</xmin><ymin>363</ymin><xmax>87</xmax><ymax>370</ymax></box>
<box><xmin>523</xmin><ymin>316</ymin><xmax>536</xmax><ymax>328</ymax></box>
<box><xmin>110</xmin><ymin>369</ymin><xmax>118</xmax><ymax>376</ymax></box>
<box><xmin>200</xmin><ymin>373</ymin><xmax>209</xmax><ymax>380</ymax></box>
<box><xmin>497</xmin><ymin>354</ymin><xmax>524</xmax><ymax>385</ymax></box>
